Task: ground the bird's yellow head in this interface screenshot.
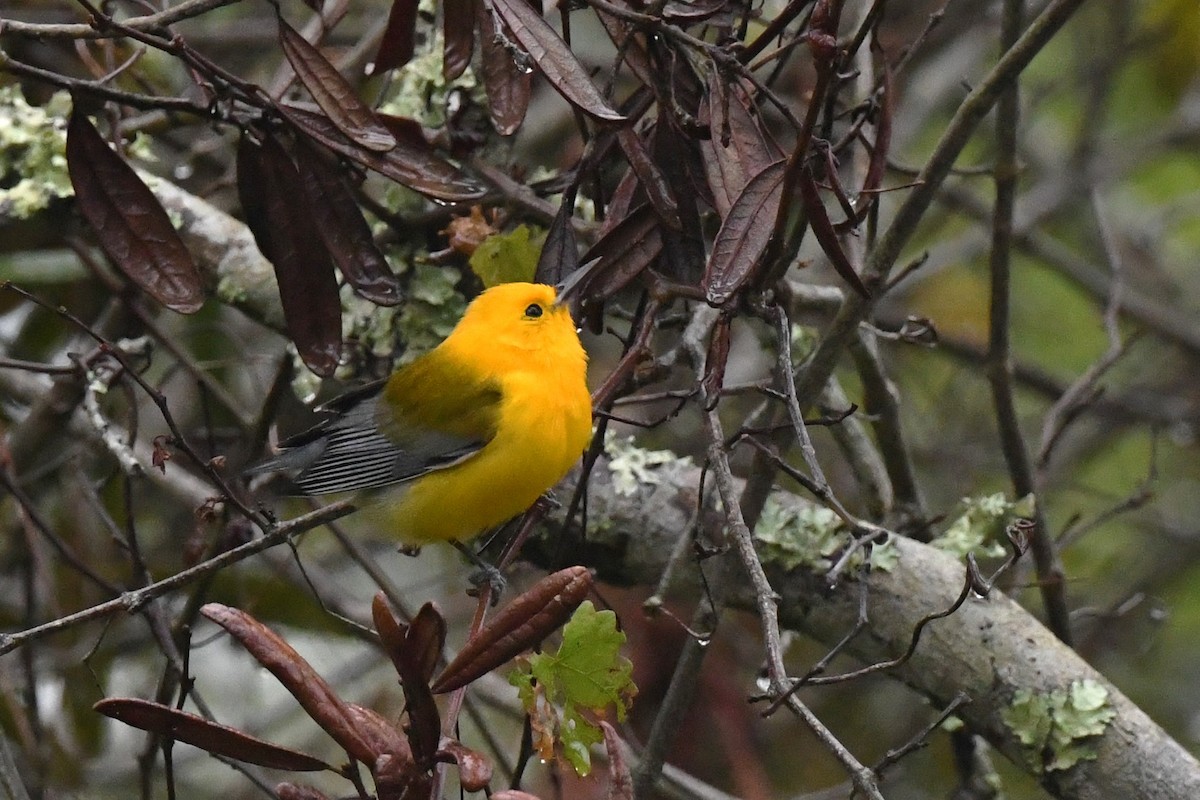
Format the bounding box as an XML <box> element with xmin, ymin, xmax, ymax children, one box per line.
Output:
<box><xmin>448</xmin><ymin>282</ymin><xmax>586</xmax><ymax>368</ymax></box>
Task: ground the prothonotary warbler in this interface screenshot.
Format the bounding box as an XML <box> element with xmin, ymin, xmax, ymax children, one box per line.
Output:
<box><xmin>260</xmin><ymin>281</ymin><xmax>592</xmax><ymax>546</ymax></box>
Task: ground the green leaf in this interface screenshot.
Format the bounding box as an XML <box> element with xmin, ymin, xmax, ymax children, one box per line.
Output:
<box><xmin>507</xmin><ymin>601</ymin><xmax>637</xmax><ymax>776</ymax></box>
<box><xmin>468</xmin><ymin>225</ymin><xmax>543</xmax><ymax>287</ymax></box>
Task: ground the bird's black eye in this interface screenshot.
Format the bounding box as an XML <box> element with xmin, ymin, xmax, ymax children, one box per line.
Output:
<box><xmin>524</xmin><ymin>303</ymin><xmax>543</xmax><ymax>318</ymax></box>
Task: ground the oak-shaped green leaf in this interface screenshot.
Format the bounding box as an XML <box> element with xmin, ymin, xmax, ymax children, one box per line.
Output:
<box><xmin>508</xmin><ymin>601</ymin><xmax>637</xmax><ymax>776</ymax></box>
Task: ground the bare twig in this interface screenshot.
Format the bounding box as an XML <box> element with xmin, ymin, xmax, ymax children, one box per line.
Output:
<box><xmin>0</xmin><ymin>500</ymin><xmax>354</xmax><ymax>657</ymax></box>
<box><xmin>794</xmin><ymin>0</ymin><xmax>1092</xmax><ymax>409</ymax></box>
<box><xmin>983</xmin><ymin>0</ymin><xmax>1072</xmax><ymax>644</ymax></box>
<box><xmin>1035</xmin><ymin>190</ymin><xmax>1127</xmax><ymax>470</ymax></box>
<box><xmin>0</xmin><ymin>0</ymin><xmax>242</xmax><ymax>38</ymax></box>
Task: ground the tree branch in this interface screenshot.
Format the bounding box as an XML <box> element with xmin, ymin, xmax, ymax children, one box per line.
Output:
<box><xmin>543</xmin><ymin>455</ymin><xmax>1200</xmax><ymax>800</ymax></box>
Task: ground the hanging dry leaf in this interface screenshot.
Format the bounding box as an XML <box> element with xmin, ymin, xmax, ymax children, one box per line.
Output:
<box><xmin>200</xmin><ymin>603</ymin><xmax>373</xmax><ymax>764</ymax></box>
<box><xmin>293</xmin><ymin>142</ymin><xmax>402</xmax><ymax>306</ymax></box>
<box><xmin>66</xmin><ymin>109</ymin><xmax>204</xmax><ymax>314</ymax></box>
<box><xmin>443</xmin><ymin>0</ymin><xmax>477</xmax><ymax>80</ymax></box>
<box><xmin>370</xmin><ymin>0</ymin><xmax>419</xmax><ymax>74</ymax></box>
<box><xmin>236</xmin><ymin>133</ymin><xmax>342</xmax><ymax>377</ymax></box>
<box><xmin>94</xmin><ymin>698</ymin><xmax>330</xmax><ymax>772</ymax></box>
<box><xmin>703</xmin><ymin>159</ymin><xmax>786</xmax><ymax>306</ymax></box>
<box><xmin>486</xmin><ymin>0</ymin><xmax>625</xmax><ymax>122</ymax></box>
<box><xmin>278</xmin><ymin>17</ymin><xmax>397</xmax><ymax>152</ymax></box>
<box><xmin>280</xmin><ymin>103</ymin><xmax>486</xmax><ymax>202</ymax></box>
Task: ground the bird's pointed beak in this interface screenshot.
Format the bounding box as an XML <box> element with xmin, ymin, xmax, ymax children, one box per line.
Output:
<box><xmin>554</xmin><ymin>257</ymin><xmax>605</xmax><ymax>308</ymax></box>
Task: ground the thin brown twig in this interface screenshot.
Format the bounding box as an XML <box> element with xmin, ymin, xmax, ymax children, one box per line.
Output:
<box><xmin>702</xmin><ymin>404</ymin><xmax>884</xmax><ymax>799</ymax></box>
<box><xmin>0</xmin><ymin>500</ymin><xmax>355</xmax><ymax>657</ymax></box>
<box><xmin>0</xmin><ymin>0</ymin><xmax>242</xmax><ymax>39</ymax></box>
<box><xmin>1035</xmin><ymin>190</ymin><xmax>1127</xmax><ymax>470</ymax></box>
<box><xmin>983</xmin><ymin>0</ymin><xmax>1072</xmax><ymax>645</ymax></box>
<box><xmin>793</xmin><ymin>0</ymin><xmax>1092</xmax><ymax>410</ymax></box>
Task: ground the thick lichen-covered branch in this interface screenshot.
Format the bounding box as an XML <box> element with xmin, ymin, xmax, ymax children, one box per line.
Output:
<box><xmin>540</xmin><ymin>446</ymin><xmax>1200</xmax><ymax>800</ymax></box>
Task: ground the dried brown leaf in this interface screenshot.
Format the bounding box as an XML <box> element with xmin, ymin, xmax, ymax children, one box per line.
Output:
<box><xmin>345</xmin><ymin>704</ymin><xmax>412</xmax><ymax>766</ymax></box>
<box><xmin>407</xmin><ymin>602</ymin><xmax>448</xmax><ymax>685</ymax></box>
<box><xmin>278</xmin><ymin>17</ymin><xmax>397</xmax><ymax>152</ymax></box>
<box><xmin>703</xmin><ymin>159</ymin><xmax>785</xmax><ymax>306</ymax></box>
<box><xmin>617</xmin><ymin>128</ymin><xmax>680</xmax><ymax>231</ymax></box>
<box><xmin>200</xmin><ymin>603</ymin><xmax>373</xmax><ymax>764</ymax></box>
<box><xmin>478</xmin><ymin>0</ymin><xmax>531</xmax><ymax>135</ymax></box>
<box><xmin>294</xmin><ymin>143</ymin><xmax>402</xmax><ymax>306</ymax></box>
<box><xmin>371</xmin><ymin>0</ymin><xmax>419</xmax><ymax>74</ymax></box>
<box><xmin>443</xmin><ymin>0</ymin><xmax>477</xmax><ymax>80</ymax></box>
<box><xmin>486</xmin><ymin>0</ymin><xmax>625</xmax><ymax>122</ymax></box>
<box><xmin>66</xmin><ymin>110</ymin><xmax>203</xmax><ymax>314</ymax></box>
<box><xmin>593</xmin><ymin>3</ymin><xmax>653</xmax><ymax>88</ymax></box>
<box><xmin>369</xmin><ymin>595</ymin><xmax>443</xmax><ymax>765</ymax></box>
<box><xmin>237</xmin><ymin>134</ymin><xmax>342</xmax><ymax>377</ymax></box>
<box><xmin>280</xmin><ymin>103</ymin><xmax>486</xmax><ymax>202</ymax></box>
<box><xmin>699</xmin><ymin>75</ymin><xmax>781</xmax><ymax>219</ymax></box>
<box><xmin>600</xmin><ymin>722</ymin><xmax>633</xmax><ymax>800</ymax></box>
<box><xmin>701</xmin><ymin>314</ymin><xmax>731</xmax><ymax>405</ymax></box>
<box><xmin>436</xmin><ymin>740</ymin><xmax>493</xmax><ymax>791</ymax></box>
<box><xmin>432</xmin><ymin>566</ymin><xmax>593</xmax><ymax>694</ymax></box>
<box><xmin>371</xmin><ymin>595</ymin><xmax>446</xmax><ymax>686</ymax></box>
<box><xmin>581</xmin><ymin>204</ymin><xmax>662</xmax><ymax>301</ymax></box>
<box><xmin>374</xmin><ymin>753</ymin><xmax>432</xmax><ymax>800</ymax></box>
<box><xmin>799</xmin><ymin>168</ymin><xmax>869</xmax><ymax>298</ymax></box>
<box><xmin>601</xmin><ymin>169</ymin><xmax>641</xmax><ymax>237</ymax></box>
<box><xmin>94</xmin><ymin>698</ymin><xmax>329</xmax><ymax>772</ymax></box>
<box><xmin>534</xmin><ymin>197</ymin><xmax>579</xmax><ymax>286</ymax></box>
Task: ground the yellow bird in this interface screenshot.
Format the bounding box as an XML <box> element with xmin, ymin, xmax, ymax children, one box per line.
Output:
<box><xmin>261</xmin><ymin>282</ymin><xmax>592</xmax><ymax>546</ymax></box>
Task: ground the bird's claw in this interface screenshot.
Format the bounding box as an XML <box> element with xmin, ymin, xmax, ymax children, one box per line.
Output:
<box><xmin>453</xmin><ymin>539</ymin><xmax>506</xmax><ymax>603</ymax></box>
<box><xmin>536</xmin><ymin>490</ymin><xmax>562</xmax><ymax>512</ymax></box>
<box><xmin>466</xmin><ymin>563</ymin><xmax>506</xmax><ymax>604</ymax></box>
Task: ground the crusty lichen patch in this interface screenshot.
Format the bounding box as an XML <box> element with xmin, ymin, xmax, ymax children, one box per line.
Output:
<box><xmin>755</xmin><ymin>494</ymin><xmax>897</xmax><ymax>573</ymax></box>
<box><xmin>1001</xmin><ymin>678</ymin><xmax>1116</xmax><ymax>773</ymax></box>
<box><xmin>602</xmin><ymin>432</ymin><xmax>693</xmax><ymax>498</ymax></box>
<box><xmin>0</xmin><ymin>86</ymin><xmax>72</xmax><ymax>219</ymax></box>
<box><xmin>930</xmin><ymin>492</ymin><xmax>1034</xmax><ymax>559</ymax></box>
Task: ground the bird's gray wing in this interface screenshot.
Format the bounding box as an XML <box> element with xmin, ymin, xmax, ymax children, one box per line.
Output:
<box><xmin>253</xmin><ymin>386</ymin><xmax>485</xmax><ymax>495</ymax></box>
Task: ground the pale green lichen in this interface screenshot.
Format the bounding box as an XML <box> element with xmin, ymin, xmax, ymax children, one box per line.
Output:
<box><xmin>603</xmin><ymin>432</ymin><xmax>693</xmax><ymax>497</ymax></box>
<box><xmin>755</xmin><ymin>493</ymin><xmax>897</xmax><ymax>573</ymax></box>
<box><xmin>393</xmin><ymin>263</ymin><xmax>465</xmax><ymax>362</ymax></box>
<box><xmin>930</xmin><ymin>492</ymin><xmax>1034</xmax><ymax>559</ymax></box>
<box><xmin>0</xmin><ymin>87</ymin><xmax>72</xmax><ymax>219</ymax></box>
<box><xmin>289</xmin><ymin>264</ymin><xmax>464</xmax><ymax>400</ymax></box>
<box><xmin>378</xmin><ymin>31</ymin><xmax>481</xmax><ymax>129</ymax></box>
<box><xmin>1001</xmin><ymin>679</ymin><xmax>1116</xmax><ymax>774</ymax></box>
<box><xmin>0</xmin><ymin>89</ymin><xmax>159</xmax><ymax>221</ymax></box>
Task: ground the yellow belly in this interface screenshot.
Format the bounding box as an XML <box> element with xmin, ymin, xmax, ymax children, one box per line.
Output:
<box><xmin>368</xmin><ymin>373</ymin><xmax>592</xmax><ymax>545</ymax></box>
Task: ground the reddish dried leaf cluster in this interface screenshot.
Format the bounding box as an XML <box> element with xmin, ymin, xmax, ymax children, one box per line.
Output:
<box><xmin>64</xmin><ymin>0</ymin><xmax>893</xmax><ymax>387</ymax></box>
<box><xmin>94</xmin><ymin>568</ymin><xmax>596</xmax><ymax>799</ymax></box>
<box><xmin>432</xmin><ymin>565</ymin><xmax>593</xmax><ymax>693</ymax></box>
